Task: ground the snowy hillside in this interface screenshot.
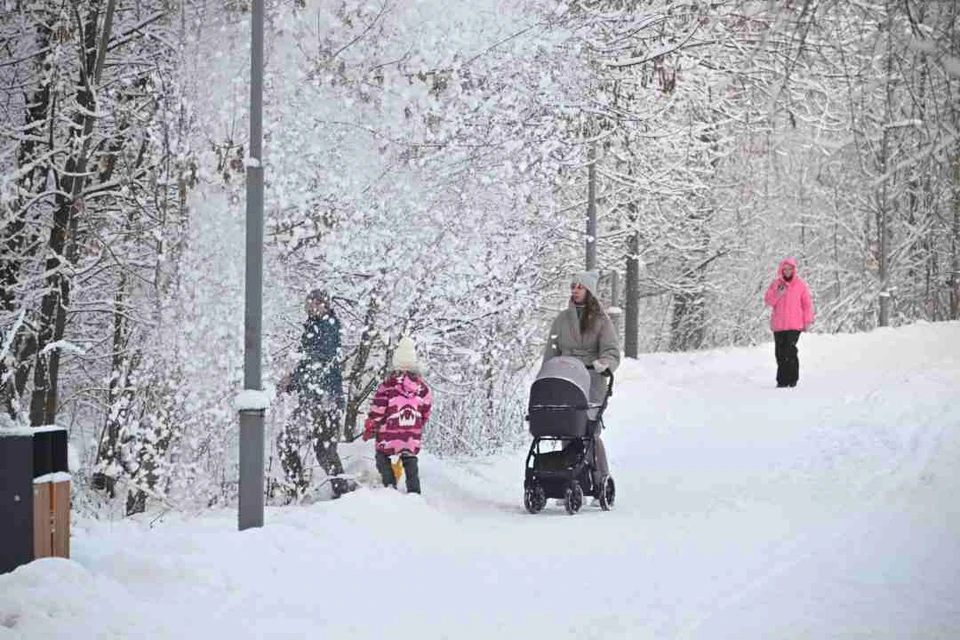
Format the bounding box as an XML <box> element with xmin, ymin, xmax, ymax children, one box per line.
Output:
<box><xmin>2</xmin><ymin>322</ymin><xmax>959</xmax><ymax>639</ymax></box>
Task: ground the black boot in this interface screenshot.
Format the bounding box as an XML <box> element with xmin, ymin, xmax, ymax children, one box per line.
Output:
<box><xmin>330</xmin><ymin>475</ymin><xmax>359</xmax><ymax>499</ymax></box>
<box><xmin>375</xmin><ymin>451</ymin><xmax>396</xmax><ymax>488</ymax></box>
<box><xmin>401</xmin><ymin>455</ymin><xmax>420</xmax><ymax>494</ymax></box>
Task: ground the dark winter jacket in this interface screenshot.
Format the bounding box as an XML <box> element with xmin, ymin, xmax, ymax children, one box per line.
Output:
<box><xmin>288</xmin><ymin>312</ymin><xmax>344</xmax><ymax>408</ymax></box>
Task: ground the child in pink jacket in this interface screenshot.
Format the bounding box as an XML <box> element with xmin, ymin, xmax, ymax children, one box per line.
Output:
<box><xmin>362</xmin><ymin>336</ymin><xmax>432</xmax><ymax>494</ymax></box>
<box><xmin>764</xmin><ymin>257</ymin><xmax>815</xmax><ymax>387</ymax></box>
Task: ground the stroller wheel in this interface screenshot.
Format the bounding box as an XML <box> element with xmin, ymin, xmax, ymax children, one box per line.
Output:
<box><xmin>523</xmin><ymin>484</ymin><xmax>547</xmax><ymax>514</ymax></box>
<box><xmin>598</xmin><ymin>475</ymin><xmax>615</xmax><ymax>511</ymax></box>
<box><xmin>564</xmin><ymin>481</ymin><xmax>584</xmax><ymax>515</ymax></box>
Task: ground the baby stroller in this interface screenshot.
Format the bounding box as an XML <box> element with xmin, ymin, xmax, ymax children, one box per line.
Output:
<box><xmin>523</xmin><ymin>356</ymin><xmax>615</xmax><ymax>515</ymax></box>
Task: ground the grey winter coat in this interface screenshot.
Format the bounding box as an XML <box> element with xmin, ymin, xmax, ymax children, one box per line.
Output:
<box><xmin>542</xmin><ymin>302</ymin><xmax>619</xmax><ymax>475</ymax></box>
<box><xmin>542</xmin><ymin>304</ymin><xmax>621</xmax><ymax>374</ymax></box>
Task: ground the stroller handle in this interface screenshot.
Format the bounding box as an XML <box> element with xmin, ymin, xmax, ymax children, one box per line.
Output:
<box><xmin>585</xmin><ymin>365</ymin><xmax>614</xmax><ymax>399</ymax></box>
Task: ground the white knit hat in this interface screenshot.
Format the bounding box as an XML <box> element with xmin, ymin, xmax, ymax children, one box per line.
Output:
<box><xmin>392</xmin><ymin>336</ymin><xmax>419</xmax><ymax>372</ymax></box>
<box><xmin>571</xmin><ymin>270</ymin><xmax>600</xmax><ymax>296</ymax></box>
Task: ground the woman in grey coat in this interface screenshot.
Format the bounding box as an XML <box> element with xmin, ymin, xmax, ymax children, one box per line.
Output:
<box><xmin>541</xmin><ymin>270</ymin><xmax>621</xmax><ymax>482</ymax></box>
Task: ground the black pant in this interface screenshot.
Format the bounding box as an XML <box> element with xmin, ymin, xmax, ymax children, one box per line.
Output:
<box><xmin>774</xmin><ymin>330</ymin><xmax>801</xmax><ymax>387</ymax></box>
<box><xmin>375</xmin><ymin>450</ymin><xmax>420</xmax><ymax>494</ymax></box>
<box><xmin>585</xmin><ymin>420</ymin><xmax>609</xmax><ymax>486</ymax></box>
<box><xmin>277</xmin><ymin>404</ymin><xmax>347</xmax><ymax>497</ymax></box>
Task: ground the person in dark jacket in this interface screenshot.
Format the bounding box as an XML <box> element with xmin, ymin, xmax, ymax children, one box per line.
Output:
<box><xmin>278</xmin><ymin>289</ymin><xmax>353</xmax><ymax>498</ymax></box>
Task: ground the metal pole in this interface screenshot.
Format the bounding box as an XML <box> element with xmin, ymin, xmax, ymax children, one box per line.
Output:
<box><xmin>625</xmin><ymin>230</ymin><xmax>640</xmax><ymax>358</ymax></box>
<box><xmin>239</xmin><ymin>0</ymin><xmax>265</xmax><ymax>531</ymax></box>
<box><xmin>586</xmin><ymin>142</ymin><xmax>597</xmax><ymax>271</ymax></box>
<box><xmin>238</xmin><ymin>409</ymin><xmax>264</xmax><ymax>530</ymax></box>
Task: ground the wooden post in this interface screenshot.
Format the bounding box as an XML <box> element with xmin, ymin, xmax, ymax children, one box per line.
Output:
<box><xmin>31</xmin><ymin>427</ymin><xmax>71</xmax><ymax>561</ymax></box>
<box><xmin>30</xmin><ymin>478</ymin><xmax>70</xmax><ymax>560</ymax></box>
<box><xmin>32</xmin><ymin>482</ymin><xmax>51</xmax><ymax>559</ymax></box>
<box><xmin>51</xmin><ymin>480</ymin><xmax>70</xmax><ymax>557</ymax></box>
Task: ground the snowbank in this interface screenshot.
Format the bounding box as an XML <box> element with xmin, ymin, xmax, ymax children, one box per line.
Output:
<box><xmin>1</xmin><ymin>321</ymin><xmax>958</xmax><ymax>639</ymax></box>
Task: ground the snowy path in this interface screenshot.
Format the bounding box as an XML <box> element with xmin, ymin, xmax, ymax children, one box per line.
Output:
<box><xmin>3</xmin><ymin>322</ymin><xmax>960</xmax><ymax>639</ymax></box>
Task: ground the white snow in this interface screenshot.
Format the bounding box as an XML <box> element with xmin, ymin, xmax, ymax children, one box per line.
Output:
<box><xmin>0</xmin><ymin>425</ymin><xmax>65</xmax><ymax>437</ymax></box>
<box><xmin>67</xmin><ymin>444</ymin><xmax>80</xmax><ymax>473</ymax></box>
<box><xmin>32</xmin><ymin>472</ymin><xmax>72</xmax><ymax>485</ymax></box>
<box><xmin>233</xmin><ymin>389</ymin><xmax>272</xmax><ymax>411</ymax></box>
<box><xmin>0</xmin><ymin>309</ymin><xmax>25</xmax><ymax>362</ymax></box>
<box><xmin>37</xmin><ymin>340</ymin><xmax>84</xmax><ymax>357</ymax></box>
<box><xmin>0</xmin><ymin>427</ymin><xmax>34</xmax><ymax>438</ymax></box>
<box><xmin>2</xmin><ymin>321</ymin><xmax>959</xmax><ymax>639</ymax></box>
<box><xmin>30</xmin><ymin>425</ymin><xmax>67</xmax><ymax>434</ymax></box>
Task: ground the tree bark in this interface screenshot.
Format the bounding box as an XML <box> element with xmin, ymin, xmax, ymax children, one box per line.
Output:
<box><xmin>877</xmin><ymin>0</ymin><xmax>895</xmax><ymax>328</ymax></box>
<box><xmin>30</xmin><ymin>1</ymin><xmax>116</xmax><ymax>425</ymax></box>
<box><xmin>1</xmin><ymin>16</ymin><xmax>55</xmax><ymax>418</ymax></box>
<box><xmin>952</xmin><ymin>148</ymin><xmax>960</xmax><ymax>320</ymax></box>
<box><xmin>586</xmin><ymin>141</ymin><xmax>597</xmax><ymax>271</ymax></box>
<box><xmin>343</xmin><ymin>298</ymin><xmax>381</xmax><ymax>440</ymax></box>
<box><xmin>92</xmin><ymin>275</ymin><xmax>129</xmax><ymax>496</ymax></box>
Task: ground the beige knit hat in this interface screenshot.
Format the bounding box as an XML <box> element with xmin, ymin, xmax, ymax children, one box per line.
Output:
<box><xmin>392</xmin><ymin>336</ymin><xmax>419</xmax><ymax>372</ymax></box>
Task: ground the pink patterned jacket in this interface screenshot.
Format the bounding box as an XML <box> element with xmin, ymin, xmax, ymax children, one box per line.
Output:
<box><xmin>362</xmin><ymin>373</ymin><xmax>432</xmax><ymax>456</ymax></box>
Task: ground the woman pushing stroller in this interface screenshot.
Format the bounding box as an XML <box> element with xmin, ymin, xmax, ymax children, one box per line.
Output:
<box><xmin>541</xmin><ymin>270</ymin><xmax>621</xmax><ymax>485</ymax></box>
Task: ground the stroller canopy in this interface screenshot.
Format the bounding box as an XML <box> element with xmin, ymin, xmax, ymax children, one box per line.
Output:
<box><xmin>535</xmin><ymin>356</ymin><xmax>592</xmax><ymax>401</ymax></box>
<box><xmin>528</xmin><ymin>357</ymin><xmax>597</xmax><ymax>437</ymax></box>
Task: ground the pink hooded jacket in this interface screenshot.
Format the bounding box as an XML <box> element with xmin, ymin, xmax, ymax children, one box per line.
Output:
<box><xmin>362</xmin><ymin>372</ymin><xmax>432</xmax><ymax>456</ymax></box>
<box><xmin>764</xmin><ymin>257</ymin><xmax>815</xmax><ymax>332</ymax></box>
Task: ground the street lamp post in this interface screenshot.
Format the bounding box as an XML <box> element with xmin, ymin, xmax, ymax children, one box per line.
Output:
<box><xmin>586</xmin><ymin>141</ymin><xmax>597</xmax><ymax>271</ymax></box>
<box><xmin>239</xmin><ymin>0</ymin><xmax>265</xmax><ymax>531</ymax></box>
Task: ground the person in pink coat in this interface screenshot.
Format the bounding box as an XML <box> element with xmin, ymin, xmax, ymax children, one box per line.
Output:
<box><xmin>362</xmin><ymin>336</ymin><xmax>432</xmax><ymax>494</ymax></box>
<box><xmin>764</xmin><ymin>257</ymin><xmax>815</xmax><ymax>387</ymax></box>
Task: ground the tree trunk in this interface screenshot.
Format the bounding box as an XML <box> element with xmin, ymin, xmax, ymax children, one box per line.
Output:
<box><xmin>343</xmin><ymin>298</ymin><xmax>381</xmax><ymax>440</ymax></box>
<box><xmin>952</xmin><ymin>148</ymin><xmax>960</xmax><ymax>320</ymax></box>
<box><xmin>1</xmin><ymin>17</ymin><xmax>55</xmax><ymax>418</ymax></box>
<box><xmin>877</xmin><ymin>1</ymin><xmax>895</xmax><ymax>328</ymax></box>
<box><xmin>30</xmin><ymin>1</ymin><xmax>116</xmax><ymax>425</ymax></box>
<box><xmin>950</xmin><ymin>1</ymin><xmax>960</xmax><ymax>320</ymax></box>
<box><xmin>92</xmin><ymin>276</ymin><xmax>129</xmax><ymax>496</ymax></box>
<box><xmin>668</xmin><ymin>287</ymin><xmax>706</xmax><ymax>352</ymax></box>
<box><xmin>586</xmin><ymin>141</ymin><xmax>597</xmax><ymax>271</ymax></box>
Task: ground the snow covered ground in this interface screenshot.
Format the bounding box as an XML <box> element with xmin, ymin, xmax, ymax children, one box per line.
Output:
<box><xmin>3</xmin><ymin>322</ymin><xmax>959</xmax><ymax>639</ymax></box>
